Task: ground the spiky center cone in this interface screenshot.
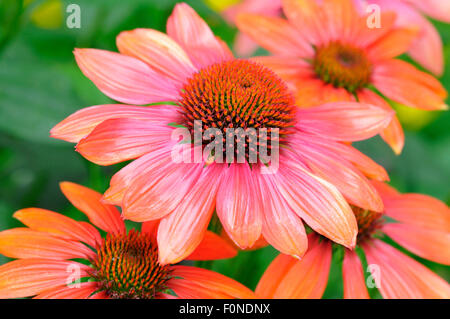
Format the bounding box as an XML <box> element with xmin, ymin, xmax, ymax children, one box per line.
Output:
<box><xmin>353</xmin><ymin>206</ymin><xmax>383</xmax><ymax>244</ymax></box>
<box><xmin>178</xmin><ymin>59</ymin><xmax>296</xmax><ymax>163</ymax></box>
<box><xmin>90</xmin><ymin>230</ymin><xmax>171</xmax><ymax>299</ymax></box>
<box><xmin>314</xmin><ymin>41</ymin><xmax>372</xmax><ymax>93</ymax></box>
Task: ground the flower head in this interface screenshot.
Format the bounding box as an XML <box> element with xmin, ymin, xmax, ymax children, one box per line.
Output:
<box><xmin>51</xmin><ymin>3</ymin><xmax>394</xmax><ymax>264</ymax></box>
<box><xmin>0</xmin><ymin>182</ymin><xmax>254</xmax><ymax>299</ymax></box>
<box><xmin>255</xmin><ymin>182</ymin><xmax>450</xmax><ymax>299</ymax></box>
<box><xmin>237</xmin><ymin>0</ymin><xmax>448</xmax><ymax>154</ymax></box>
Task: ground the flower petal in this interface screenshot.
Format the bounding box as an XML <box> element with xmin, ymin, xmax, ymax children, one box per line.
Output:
<box><xmin>236</xmin><ymin>14</ymin><xmax>313</xmax><ymax>58</ymax></box>
<box><xmin>34</xmin><ymin>282</ymin><xmax>98</xmax><ymax>299</ymax></box>
<box><xmin>363</xmin><ymin>240</ymin><xmax>450</xmax><ymax>298</ymax></box>
<box><xmin>169</xmin><ymin>265</ymin><xmax>254</xmax><ymax>299</ymax></box>
<box><xmin>383</xmin><ymin>223</ymin><xmax>450</xmax><ymax>265</ymax></box>
<box><xmin>297</xmin><ymin>102</ymin><xmax>394</xmax><ymax>141</ymax></box>
<box><xmin>60</xmin><ymin>182</ymin><xmax>125</xmax><ymax>235</ymax></box>
<box><xmin>76</xmin><ymin>118</ymin><xmax>173</xmax><ymax>166</ymax></box>
<box><xmin>116</xmin><ymin>28</ymin><xmax>196</xmax><ymax>84</ymax></box>
<box><xmin>372</xmin><ymin>59</ymin><xmax>448</xmax><ymax>111</ymax></box>
<box><xmin>343</xmin><ymin>249</ymin><xmax>370</xmax><ymax>299</ymax></box>
<box><xmin>157</xmin><ymin>164</ymin><xmax>223</xmax><ymax>264</ymax></box>
<box><xmin>185</xmin><ymin>231</ymin><xmax>237</xmax><ymax>261</ymax></box>
<box><xmin>13</xmin><ymin>208</ymin><xmax>101</xmax><ymax>248</ymax></box>
<box><xmin>50</xmin><ymin>104</ymin><xmax>178</xmax><ymax>143</ymax></box>
<box><xmin>74</xmin><ymin>48</ymin><xmax>178</xmax><ymax>105</ymax></box>
<box><xmin>272</xmin><ymin>235</ymin><xmax>332</xmax><ymax>298</ymax></box>
<box><xmin>0</xmin><ymin>259</ymin><xmax>90</xmax><ymax>298</ymax></box>
<box><xmin>367</xmin><ymin>27</ymin><xmax>418</xmax><ymax>61</ymax></box>
<box><xmin>167</xmin><ymin>3</ymin><xmax>233</xmax><ymax>69</ymax></box>
<box><xmin>216</xmin><ymin>163</ymin><xmax>263</xmax><ymax>249</ymax></box>
<box><xmin>357</xmin><ymin>89</ymin><xmax>404</xmax><ymax>154</ymax></box>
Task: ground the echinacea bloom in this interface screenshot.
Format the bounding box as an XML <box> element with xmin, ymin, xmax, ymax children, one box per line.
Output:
<box><xmin>0</xmin><ymin>182</ymin><xmax>254</xmax><ymax>299</ymax></box>
<box><xmin>51</xmin><ymin>3</ymin><xmax>394</xmax><ymax>264</ymax></box>
<box><xmin>237</xmin><ymin>0</ymin><xmax>448</xmax><ymax>154</ymax></box>
<box><xmin>255</xmin><ymin>182</ymin><xmax>450</xmax><ymax>299</ymax></box>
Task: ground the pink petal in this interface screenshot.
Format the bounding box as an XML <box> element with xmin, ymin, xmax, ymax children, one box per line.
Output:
<box><xmin>76</xmin><ymin>118</ymin><xmax>173</xmax><ymax>166</ymax></box>
<box><xmin>50</xmin><ymin>104</ymin><xmax>178</xmax><ymax>143</ymax></box>
<box><xmin>167</xmin><ymin>3</ymin><xmax>233</xmax><ymax>69</ymax></box>
<box><xmin>297</xmin><ymin>102</ymin><xmax>394</xmax><ymax>141</ymax></box>
<box><xmin>74</xmin><ymin>48</ymin><xmax>178</xmax><ymax>105</ymax></box>
<box><xmin>216</xmin><ymin>163</ymin><xmax>263</xmax><ymax>249</ymax></box>
<box><xmin>363</xmin><ymin>239</ymin><xmax>450</xmax><ymax>298</ymax></box>
<box><xmin>157</xmin><ymin>164</ymin><xmax>224</xmax><ymax>264</ymax></box>
<box><xmin>116</xmin><ymin>28</ymin><xmax>196</xmax><ymax>84</ymax></box>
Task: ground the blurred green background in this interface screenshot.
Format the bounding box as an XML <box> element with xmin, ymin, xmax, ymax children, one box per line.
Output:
<box><xmin>0</xmin><ymin>0</ymin><xmax>449</xmax><ymax>298</ymax></box>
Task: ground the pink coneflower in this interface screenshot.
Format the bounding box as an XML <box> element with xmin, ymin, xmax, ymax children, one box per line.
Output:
<box><xmin>237</xmin><ymin>0</ymin><xmax>448</xmax><ymax>154</ymax></box>
<box><xmin>51</xmin><ymin>3</ymin><xmax>394</xmax><ymax>264</ymax></box>
<box><xmin>255</xmin><ymin>182</ymin><xmax>450</xmax><ymax>299</ymax></box>
<box><xmin>0</xmin><ymin>182</ymin><xmax>254</xmax><ymax>299</ymax></box>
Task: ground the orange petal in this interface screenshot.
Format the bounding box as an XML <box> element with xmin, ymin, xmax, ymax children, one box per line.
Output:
<box><xmin>367</xmin><ymin>27</ymin><xmax>418</xmax><ymax>61</ymax></box>
<box><xmin>343</xmin><ymin>250</ymin><xmax>369</xmax><ymax>299</ymax></box>
<box><xmin>169</xmin><ymin>265</ymin><xmax>254</xmax><ymax>299</ymax></box>
<box><xmin>357</xmin><ymin>89</ymin><xmax>404</xmax><ymax>154</ymax></box>
<box><xmin>372</xmin><ymin>59</ymin><xmax>448</xmax><ymax>111</ymax></box>
<box><xmin>60</xmin><ymin>182</ymin><xmax>125</xmax><ymax>235</ymax></box>
<box><xmin>34</xmin><ymin>282</ymin><xmax>98</xmax><ymax>299</ymax></box>
<box><xmin>185</xmin><ymin>231</ymin><xmax>237</xmax><ymax>261</ymax></box>
<box><xmin>383</xmin><ymin>223</ymin><xmax>450</xmax><ymax>265</ymax></box>
<box><xmin>13</xmin><ymin>208</ymin><xmax>101</xmax><ymax>248</ymax></box>
<box><xmin>363</xmin><ymin>240</ymin><xmax>450</xmax><ymax>298</ymax></box>
<box><xmin>236</xmin><ymin>14</ymin><xmax>313</xmax><ymax>58</ymax></box>
<box><xmin>370</xmin><ymin>180</ymin><xmax>399</xmax><ymax>198</ymax></box>
<box><xmin>0</xmin><ymin>259</ymin><xmax>90</xmax><ymax>298</ymax></box>
<box><xmin>272</xmin><ymin>236</ymin><xmax>332</xmax><ymax>298</ymax></box>
<box><xmin>255</xmin><ymin>254</ymin><xmax>298</xmax><ymax>298</ymax></box>
<box><xmin>117</xmin><ymin>28</ymin><xmax>196</xmax><ymax>84</ymax></box>
<box><xmin>0</xmin><ymin>228</ymin><xmax>95</xmax><ymax>260</ymax></box>
<box><xmin>383</xmin><ymin>193</ymin><xmax>450</xmax><ymax>232</ymax></box>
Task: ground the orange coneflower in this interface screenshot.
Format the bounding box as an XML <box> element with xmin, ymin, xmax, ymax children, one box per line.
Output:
<box><xmin>0</xmin><ymin>182</ymin><xmax>254</xmax><ymax>299</ymax></box>
<box><xmin>255</xmin><ymin>182</ymin><xmax>450</xmax><ymax>299</ymax></box>
<box><xmin>237</xmin><ymin>0</ymin><xmax>448</xmax><ymax>154</ymax></box>
<box><xmin>51</xmin><ymin>3</ymin><xmax>394</xmax><ymax>264</ymax></box>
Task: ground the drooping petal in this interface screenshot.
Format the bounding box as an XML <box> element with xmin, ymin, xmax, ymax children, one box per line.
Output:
<box><xmin>272</xmin><ymin>235</ymin><xmax>332</xmax><ymax>298</ymax></box>
<box><xmin>255</xmin><ymin>254</ymin><xmax>297</xmax><ymax>298</ymax></box>
<box><xmin>50</xmin><ymin>104</ymin><xmax>178</xmax><ymax>143</ymax></box>
<box><xmin>357</xmin><ymin>89</ymin><xmax>404</xmax><ymax>154</ymax></box>
<box><xmin>74</xmin><ymin>48</ymin><xmax>178</xmax><ymax>105</ymax></box>
<box><xmin>169</xmin><ymin>265</ymin><xmax>254</xmax><ymax>299</ymax></box>
<box><xmin>167</xmin><ymin>3</ymin><xmax>233</xmax><ymax>69</ymax></box>
<box><xmin>59</xmin><ymin>182</ymin><xmax>125</xmax><ymax>235</ymax></box>
<box><xmin>383</xmin><ymin>223</ymin><xmax>450</xmax><ymax>265</ymax></box>
<box><xmin>343</xmin><ymin>249</ymin><xmax>370</xmax><ymax>299</ymax></box>
<box><xmin>297</xmin><ymin>102</ymin><xmax>394</xmax><ymax>142</ymax></box>
<box><xmin>122</xmin><ymin>146</ymin><xmax>205</xmax><ymax>223</ymax></box>
<box><xmin>0</xmin><ymin>228</ymin><xmax>95</xmax><ymax>260</ymax></box>
<box><xmin>236</xmin><ymin>14</ymin><xmax>313</xmax><ymax>58</ymax></box>
<box><xmin>185</xmin><ymin>231</ymin><xmax>237</xmax><ymax>261</ymax></box>
<box><xmin>372</xmin><ymin>59</ymin><xmax>448</xmax><ymax>111</ymax></box>
<box><xmin>256</xmin><ymin>171</ymin><xmax>308</xmax><ymax>258</ymax></box>
<box><xmin>273</xmin><ymin>152</ymin><xmax>357</xmax><ymax>248</ymax></box>
<box><xmin>407</xmin><ymin>0</ymin><xmax>450</xmax><ymax>23</ymax></box>
<box><xmin>0</xmin><ymin>259</ymin><xmax>90</xmax><ymax>298</ymax></box>
<box><xmin>34</xmin><ymin>282</ymin><xmax>98</xmax><ymax>299</ymax></box>
<box><xmin>157</xmin><ymin>164</ymin><xmax>224</xmax><ymax>265</ymax></box>
<box><xmin>292</xmin><ymin>134</ymin><xmax>383</xmax><ymax>212</ymax></box>
<box><xmin>13</xmin><ymin>208</ymin><xmax>101</xmax><ymax>248</ymax></box>
<box><xmin>216</xmin><ymin>163</ymin><xmax>263</xmax><ymax>249</ymax></box>
<box><xmin>76</xmin><ymin>118</ymin><xmax>173</xmax><ymax>166</ymax></box>
<box><xmin>116</xmin><ymin>28</ymin><xmax>196</xmax><ymax>85</ymax></box>
<box><xmin>383</xmin><ymin>194</ymin><xmax>450</xmax><ymax>233</ymax></box>
<box><xmin>363</xmin><ymin>240</ymin><xmax>450</xmax><ymax>299</ymax></box>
